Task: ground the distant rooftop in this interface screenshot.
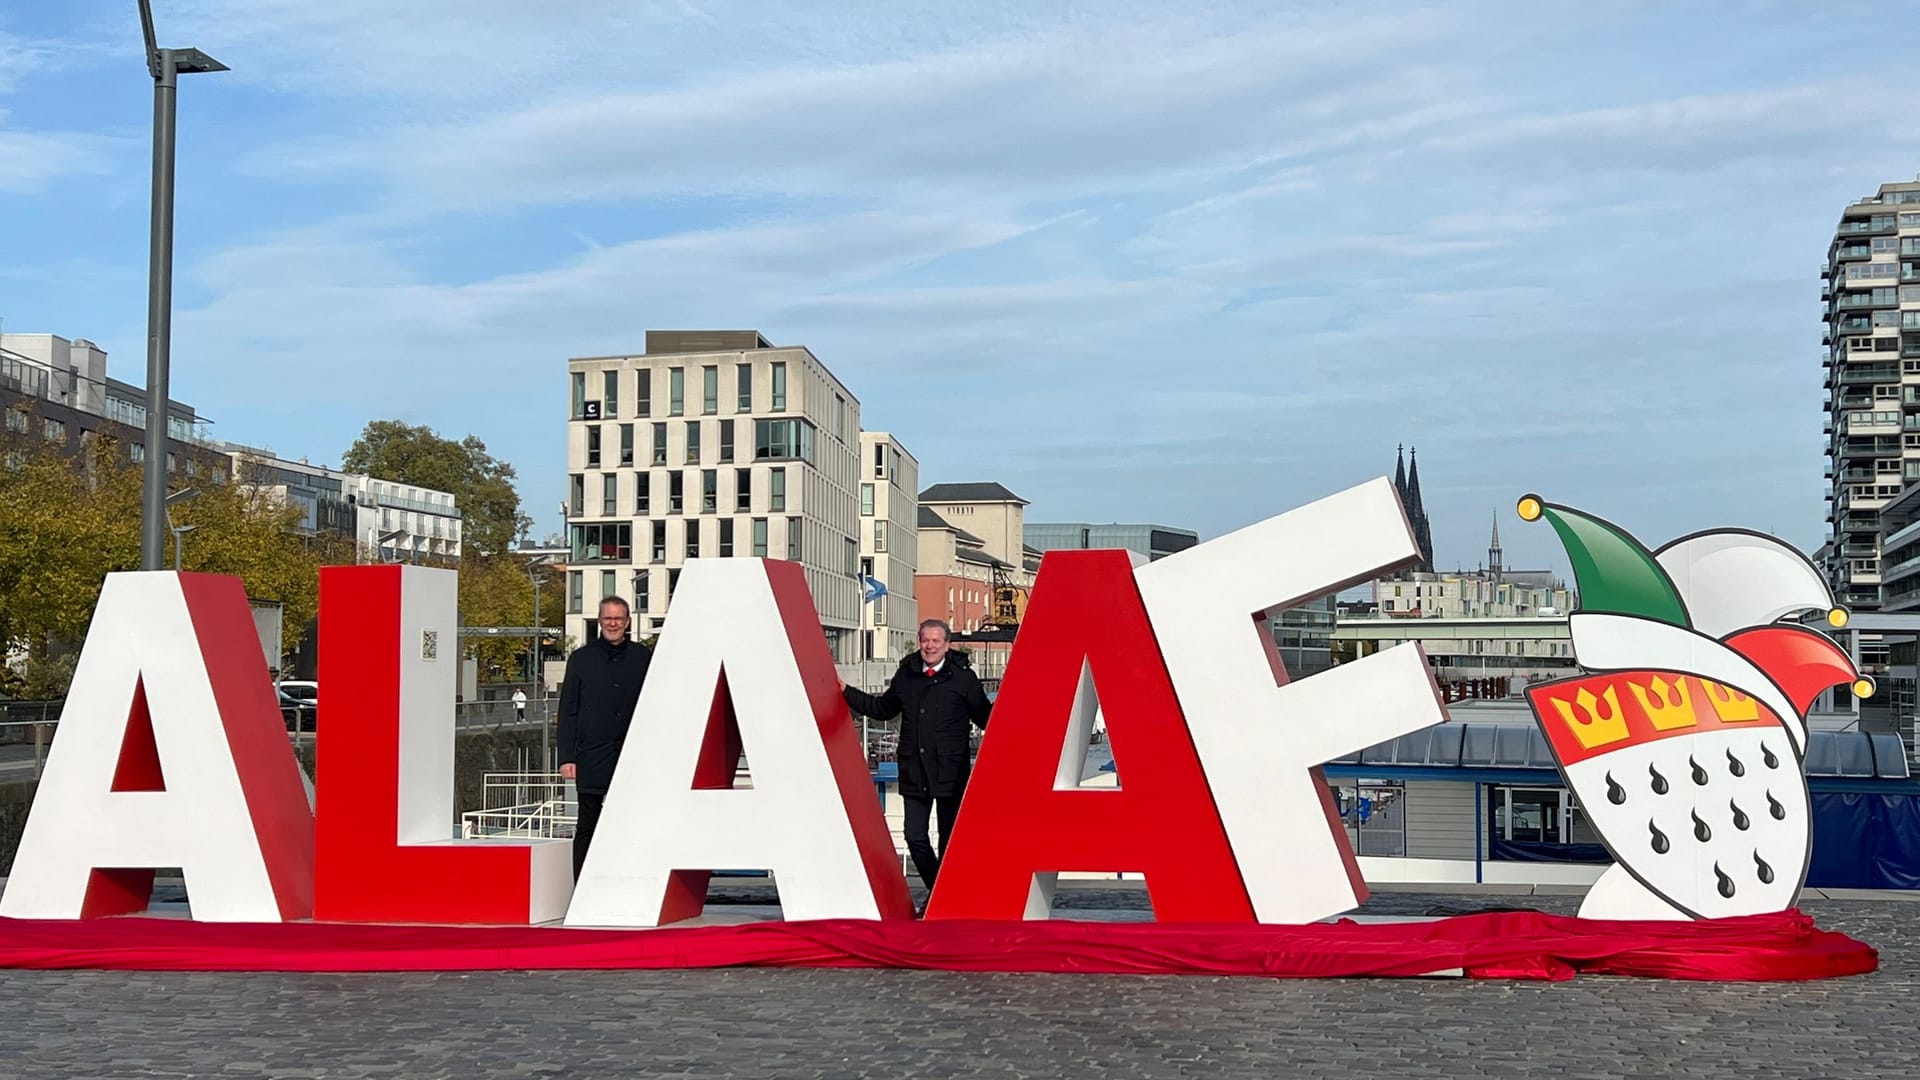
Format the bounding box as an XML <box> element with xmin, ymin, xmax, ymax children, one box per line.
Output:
<box><xmin>644</xmin><ymin>330</ymin><xmax>775</xmax><ymax>355</ymax></box>
<box><xmin>917</xmin><ymin>506</ymin><xmax>984</xmax><ymax>545</ymax></box>
<box><xmin>920</xmin><ymin>481</ymin><xmax>1027</xmax><ymax>505</ymax></box>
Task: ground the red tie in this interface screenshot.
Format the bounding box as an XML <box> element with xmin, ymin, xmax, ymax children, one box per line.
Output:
<box><xmin>925</xmin><ymin>666</ymin><xmax>937</xmax><ymax>678</ymax></box>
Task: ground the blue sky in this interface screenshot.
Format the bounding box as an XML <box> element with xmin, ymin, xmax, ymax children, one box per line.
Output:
<box><xmin>4</xmin><ymin>1</ymin><xmax>1918</xmax><ymax>576</ymax></box>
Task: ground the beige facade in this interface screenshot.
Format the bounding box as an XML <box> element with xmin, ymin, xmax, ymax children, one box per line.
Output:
<box><xmin>565</xmin><ymin>332</ymin><xmax>865</xmax><ymax>661</ymax></box>
<box><xmin>920</xmin><ymin>483</ymin><xmax>1027</xmax><ymax>566</ymax></box>
<box><xmin>857</xmin><ymin>432</ymin><xmax>920</xmax><ymax>661</ymax></box>
<box><xmin>1372</xmin><ymin>571</ymin><xmax>1572</xmax><ymax>619</ymax></box>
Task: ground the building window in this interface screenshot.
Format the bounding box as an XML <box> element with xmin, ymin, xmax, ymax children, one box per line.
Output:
<box><xmin>602</xmin><ymin>474</ymin><xmax>618</xmax><ymax>516</ymax></box>
<box><xmin>586</xmin><ymin>425</ymin><xmax>602</xmax><ymax>468</ymax></box>
<box><xmin>874</xmin><ymin>518</ymin><xmax>886</xmax><ymax>553</ymax></box>
<box><xmin>668</xmin><ymin>567</ymin><xmax>681</xmax><ymax>603</ymax></box>
<box><xmin>719</xmin><ymin>419</ymin><xmax>735</xmax><ymax>463</ymax></box>
<box><xmin>770</xmin><ymin>362</ymin><xmax>787</xmax><ymax>411</ymax></box>
<box><xmin>604</xmin><ymin>370</ymin><xmax>619</xmax><ymax>418</ymax></box>
<box><xmin>570</xmin><ymin>372</ymin><xmax>586</xmax><ymax>419</ymax></box>
<box><xmin>1336</xmin><ymin>782</ymin><xmax>1407</xmax><ymax>857</ymax></box>
<box><xmin>651</xmin><ymin>520</ymin><xmax>666</xmax><ymax>563</ymax></box>
<box><xmin>719</xmin><ymin>518</ymin><xmax>734</xmax><ymax>557</ymax></box>
<box><xmin>568</xmin><ymin>571</ymin><xmax>583</xmax><ymax>613</ymax></box>
<box><xmin>636</xmin><ymin>568</ymin><xmax>650</xmax><ymax>613</ymax></box>
<box><xmin>637</xmin><ymin>368</ymin><xmax>651</xmax><ymax>416</ymax></box>
<box><xmin>686</xmin><ymin>520</ymin><xmax>701</xmax><ymax>559</ymax></box>
<box><xmin>685</xmin><ymin>421</ymin><xmax>701</xmax><ymax>464</ymax></box>
<box><xmin>569</xmin><ymin>522</ymin><xmax>635</xmax><ymax>562</ymax></box>
<box><xmin>736</xmin><ymin>467</ymin><xmax>751</xmax><ymax>513</ymax></box>
<box><xmin>569</xmin><ymin>474</ymin><xmax>585</xmax><ymax>516</ymax></box>
<box><xmin>669</xmin><ymin>367</ymin><xmax>685</xmax><ymax>415</ymax></box>
<box><xmin>737</xmin><ymin>364</ymin><xmax>752</xmax><ymax>411</ymax></box>
<box><xmin>845</xmin><ymin>537</ymin><xmax>857</xmax><ymax>576</ymax></box>
<box><xmin>43</xmin><ymin>418</ymin><xmax>65</xmax><ymax>442</ymax></box>
<box><xmin>860</xmin><ymin>483</ymin><xmax>874</xmax><ymax>516</ymax></box>
<box><xmin>669</xmin><ymin>471</ymin><xmax>684</xmax><ymax>513</ymax></box>
<box><xmin>600</xmin><ymin>569</ymin><xmax>617</xmax><ymax>605</ymax></box>
<box><xmin>130</xmin><ymin>442</ymin><xmax>145</xmax><ymax>462</ymax></box>
<box><xmin>702</xmin><ymin>469</ymin><xmax>718</xmax><ymax>513</ymax></box>
<box><xmin>872</xmin><ymin>441</ymin><xmax>886</xmax><ymax>479</ymax></box>
<box><xmin>619</xmin><ymin>424</ymin><xmax>634</xmax><ymax>467</ymax></box>
<box><xmin>753</xmin><ymin>418</ymin><xmax>816</xmax><ymax>463</ymax></box>
<box><xmin>652</xmin><ymin>423</ymin><xmax>668</xmax><ymax>466</ymax></box>
<box><xmin>635</xmin><ymin>472</ymin><xmax>650</xmax><ymax>515</ymax></box>
<box><xmin>752</xmin><ymin>518</ymin><xmax>768</xmax><ymax>557</ymax></box>
<box><xmin>770</xmin><ymin>467</ymin><xmax>787</xmax><ymax>512</ymax></box>
<box><xmin>787</xmin><ymin>516</ymin><xmax>802</xmax><ymax>561</ymax></box>
<box><xmin>702</xmin><ymin>365</ymin><xmax>718</xmax><ymax>414</ymax></box>
<box><xmin>3</xmin><ymin>408</ymin><xmax>25</xmax><ymax>434</ymax></box>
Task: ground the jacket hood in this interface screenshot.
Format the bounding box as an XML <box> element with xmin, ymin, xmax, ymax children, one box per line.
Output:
<box><xmin>898</xmin><ymin>649</ymin><xmax>973</xmax><ymax>672</ymax></box>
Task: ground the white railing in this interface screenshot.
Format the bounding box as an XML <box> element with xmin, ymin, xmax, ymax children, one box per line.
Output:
<box><xmin>461</xmin><ymin>772</ymin><xmax>574</xmax><ymax>839</ymax></box>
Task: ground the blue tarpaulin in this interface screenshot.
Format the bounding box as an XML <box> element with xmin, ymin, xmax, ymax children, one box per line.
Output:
<box><xmin>1479</xmin><ymin>793</ymin><xmax>1920</xmax><ymax>891</ymax></box>
<box><xmin>1808</xmin><ymin>792</ymin><xmax>1920</xmax><ymax>890</ymax></box>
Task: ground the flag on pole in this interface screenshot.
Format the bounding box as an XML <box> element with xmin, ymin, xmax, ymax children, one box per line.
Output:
<box><xmin>861</xmin><ymin>575</ymin><xmax>888</xmax><ymax>603</ymax></box>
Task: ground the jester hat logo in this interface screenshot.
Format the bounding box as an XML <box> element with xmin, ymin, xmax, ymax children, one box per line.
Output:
<box><xmin>1515</xmin><ymin>494</ymin><xmax>1871</xmax><ymax>921</ymax></box>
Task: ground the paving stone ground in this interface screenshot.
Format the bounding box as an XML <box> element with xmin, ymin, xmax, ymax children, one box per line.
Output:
<box><xmin>2</xmin><ymin>887</ymin><xmax>1917</xmax><ymax>1079</ymax></box>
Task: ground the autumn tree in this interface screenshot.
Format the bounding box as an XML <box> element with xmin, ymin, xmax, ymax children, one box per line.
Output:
<box><xmin>1</xmin><ymin>414</ymin><xmax>344</xmax><ymax>696</ymax></box>
<box><xmin>340</xmin><ymin>421</ymin><xmax>530</xmax><ymax>555</ymax></box>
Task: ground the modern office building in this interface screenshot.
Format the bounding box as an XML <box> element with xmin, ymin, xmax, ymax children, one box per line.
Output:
<box><xmin>856</xmin><ymin>432</ymin><xmax>920</xmax><ymax>661</ymax></box>
<box><xmin>1823</xmin><ymin>177</ymin><xmax>1920</xmax><ymax>610</ymax></box>
<box><xmin>1023</xmin><ymin>521</ymin><xmax>1199</xmax><ymax>562</ymax></box>
<box><xmin>564</xmin><ymin>330</ymin><xmax>865</xmax><ymax>659</ymax></box>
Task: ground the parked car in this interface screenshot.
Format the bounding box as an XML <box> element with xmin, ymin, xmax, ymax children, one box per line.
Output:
<box><xmin>279</xmin><ymin>689</ymin><xmax>316</xmax><ymax>733</ymax></box>
<box><xmin>277</xmin><ymin>681</ymin><xmax>318</xmax><ymax>706</ymax></box>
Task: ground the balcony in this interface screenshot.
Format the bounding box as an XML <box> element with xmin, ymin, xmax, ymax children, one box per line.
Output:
<box><xmin>1839</xmin><ymin>365</ymin><xmax>1901</xmax><ymax>384</ymax></box>
<box><xmin>1837</xmin><ymin>245</ymin><xmax>1873</xmax><ymax>261</ymax></box>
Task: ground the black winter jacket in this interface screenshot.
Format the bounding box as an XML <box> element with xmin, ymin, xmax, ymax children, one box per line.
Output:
<box><xmin>844</xmin><ymin>651</ymin><xmax>992</xmax><ymax>798</ymax></box>
<box><xmin>557</xmin><ymin>636</ymin><xmax>652</xmax><ymax>794</ymax></box>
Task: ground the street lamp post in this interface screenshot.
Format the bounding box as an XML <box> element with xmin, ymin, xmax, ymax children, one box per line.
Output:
<box><xmin>531</xmin><ymin>558</ymin><xmax>552</xmax><ymax>769</ymax></box>
<box><xmin>164</xmin><ymin>486</ymin><xmax>198</xmax><ymax>571</ymax></box>
<box><xmin>136</xmin><ymin>0</ymin><xmax>226</xmax><ymax>571</ymax></box>
<box><xmin>170</xmin><ymin>523</ymin><xmax>197</xmax><ymax>571</ymax></box>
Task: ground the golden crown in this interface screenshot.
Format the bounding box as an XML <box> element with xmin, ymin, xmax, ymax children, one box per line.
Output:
<box><xmin>1551</xmin><ymin>685</ymin><xmax>1629</xmax><ymax>750</ymax></box>
<box><xmin>1701</xmin><ymin>680</ymin><xmax>1761</xmax><ymax>723</ymax></box>
<box><xmin>1628</xmin><ymin>675</ymin><xmax>1698</xmax><ymax>732</ymax></box>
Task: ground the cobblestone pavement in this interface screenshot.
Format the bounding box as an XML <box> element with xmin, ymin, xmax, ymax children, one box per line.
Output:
<box><xmin>1</xmin><ymin>888</ymin><xmax>1916</xmax><ymax>1079</ymax></box>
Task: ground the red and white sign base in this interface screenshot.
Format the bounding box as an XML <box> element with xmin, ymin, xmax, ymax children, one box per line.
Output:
<box><xmin>0</xmin><ymin>909</ymin><xmax>1874</xmax><ymax>981</ymax></box>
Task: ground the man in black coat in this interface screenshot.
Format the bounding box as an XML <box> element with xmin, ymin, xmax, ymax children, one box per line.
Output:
<box><xmin>842</xmin><ymin>618</ymin><xmax>992</xmax><ymax>894</ymax></box>
<box><xmin>558</xmin><ymin>596</ymin><xmax>652</xmax><ymax>880</ymax></box>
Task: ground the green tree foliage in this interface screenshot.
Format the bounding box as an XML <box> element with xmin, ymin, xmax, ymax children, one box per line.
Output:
<box><xmin>340</xmin><ymin>421</ymin><xmax>530</xmax><ymax>556</ymax></box>
<box><xmin>0</xmin><ymin>417</ymin><xmax>351</xmax><ymax>696</ymax></box>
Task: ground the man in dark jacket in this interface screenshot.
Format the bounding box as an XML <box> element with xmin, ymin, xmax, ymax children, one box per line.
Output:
<box><xmin>842</xmin><ymin>619</ymin><xmax>992</xmax><ymax>894</ymax></box>
<box><xmin>558</xmin><ymin>596</ymin><xmax>652</xmax><ymax>879</ymax></box>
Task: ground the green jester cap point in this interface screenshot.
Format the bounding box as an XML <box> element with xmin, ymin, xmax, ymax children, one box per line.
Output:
<box><xmin>1515</xmin><ymin>494</ymin><xmax>1687</xmax><ymax>628</ymax></box>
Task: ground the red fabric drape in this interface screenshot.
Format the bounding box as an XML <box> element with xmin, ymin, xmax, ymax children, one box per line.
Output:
<box><xmin>0</xmin><ymin>909</ymin><xmax>1874</xmax><ymax>981</ymax></box>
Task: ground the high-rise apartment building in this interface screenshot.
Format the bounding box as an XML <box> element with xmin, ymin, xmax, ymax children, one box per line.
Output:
<box><xmin>1823</xmin><ymin>177</ymin><xmax>1920</xmax><ymax>610</ymax></box>
<box><xmin>856</xmin><ymin>432</ymin><xmax>920</xmax><ymax>661</ymax></box>
<box><xmin>565</xmin><ymin>331</ymin><xmax>866</xmax><ymax>660</ymax></box>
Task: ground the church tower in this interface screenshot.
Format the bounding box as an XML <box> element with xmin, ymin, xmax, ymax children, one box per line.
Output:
<box><xmin>1391</xmin><ymin>444</ymin><xmax>1435</xmax><ymax>574</ymax></box>
<box><xmin>1489</xmin><ymin>512</ymin><xmax>1503</xmax><ymax>579</ymax></box>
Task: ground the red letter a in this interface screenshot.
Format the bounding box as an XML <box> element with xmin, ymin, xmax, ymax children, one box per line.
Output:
<box><xmin>924</xmin><ymin>549</ymin><xmax>1254</xmax><ymax>922</ymax></box>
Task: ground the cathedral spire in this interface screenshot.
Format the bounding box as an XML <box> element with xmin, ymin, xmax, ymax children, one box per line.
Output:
<box><xmin>1489</xmin><ymin>511</ymin><xmax>1503</xmax><ymax>579</ymax></box>
<box><xmin>1405</xmin><ymin>447</ymin><xmax>1434</xmax><ymax>573</ymax></box>
<box><xmin>1405</xmin><ymin>447</ymin><xmax>1425</xmax><ymax>520</ymax></box>
<box><xmin>1393</xmin><ymin>443</ymin><xmax>1407</xmax><ymax>497</ymax></box>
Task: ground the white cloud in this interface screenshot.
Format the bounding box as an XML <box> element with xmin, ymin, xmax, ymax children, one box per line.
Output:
<box><xmin>18</xmin><ymin>1</ymin><xmax>1915</xmax><ymax>560</ymax></box>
